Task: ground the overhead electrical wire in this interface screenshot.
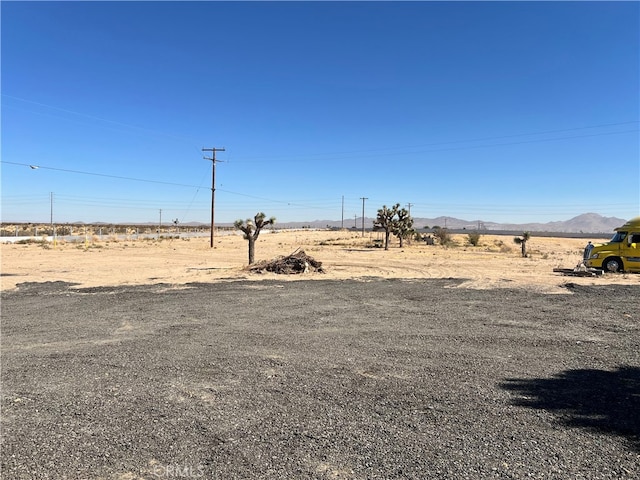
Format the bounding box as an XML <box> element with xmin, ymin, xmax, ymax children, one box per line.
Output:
<box><xmin>3</xmin><ymin>158</ymin><xmax>635</xmax><ymax>219</ymax></box>
<box><xmin>1</xmin><ymin>161</ymin><xmax>331</xmax><ymax>213</ymax></box>
<box><xmin>1</xmin><ymin>161</ymin><xmax>204</xmax><ymax>189</ymax></box>
<box><xmin>226</xmin><ymin>121</ymin><xmax>640</xmax><ymax>162</ymax></box>
<box><xmin>1</xmin><ymin>94</ymin><xmax>202</xmax><ymax>143</ymax></box>
<box><xmin>2</xmin><ymin>112</ymin><xmax>637</xmax><ymax>219</ymax></box>
<box><xmin>3</xmin><ymin>94</ymin><xmax>637</xmax><ymax>161</ymax></box>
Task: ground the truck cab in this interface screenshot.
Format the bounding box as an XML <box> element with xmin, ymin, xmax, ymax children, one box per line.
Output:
<box><xmin>585</xmin><ymin>216</ymin><xmax>640</xmax><ymax>273</ymax></box>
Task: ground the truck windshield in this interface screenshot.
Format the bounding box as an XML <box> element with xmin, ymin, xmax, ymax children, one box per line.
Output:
<box><xmin>610</xmin><ymin>231</ymin><xmax>627</xmax><ymax>243</ymax></box>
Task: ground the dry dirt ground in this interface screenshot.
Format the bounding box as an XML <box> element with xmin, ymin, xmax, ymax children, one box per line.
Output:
<box><xmin>1</xmin><ymin>231</ymin><xmax>639</xmax><ymax>479</ymax></box>
<box><xmin>1</xmin><ymin>230</ymin><xmax>639</xmax><ymax>293</ymax></box>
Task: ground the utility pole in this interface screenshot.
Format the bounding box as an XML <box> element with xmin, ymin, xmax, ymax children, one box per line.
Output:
<box><xmin>202</xmin><ymin>146</ymin><xmax>226</xmax><ymax>248</ymax></box>
<box><xmin>405</xmin><ymin>203</ymin><xmax>414</xmax><ymax>245</ymax></box>
<box><xmin>159</xmin><ymin>209</ymin><xmax>162</xmax><ymax>233</ymax></box>
<box><xmin>341</xmin><ymin>196</ymin><xmax>344</xmax><ymax>229</ymax></box>
<box><xmin>360</xmin><ymin>197</ymin><xmax>368</xmax><ymax>237</ymax></box>
<box><xmin>50</xmin><ymin>192</ymin><xmax>54</xmax><ymax>234</ymax></box>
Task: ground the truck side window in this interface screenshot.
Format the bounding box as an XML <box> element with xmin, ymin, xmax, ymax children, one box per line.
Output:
<box><xmin>630</xmin><ymin>234</ymin><xmax>640</xmax><ymax>244</ymax></box>
<box><xmin>611</xmin><ymin>231</ymin><xmax>627</xmax><ymax>243</ymax></box>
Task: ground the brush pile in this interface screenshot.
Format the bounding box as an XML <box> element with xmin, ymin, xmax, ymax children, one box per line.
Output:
<box><xmin>248</xmin><ymin>249</ymin><xmax>325</xmax><ymax>274</ymax></box>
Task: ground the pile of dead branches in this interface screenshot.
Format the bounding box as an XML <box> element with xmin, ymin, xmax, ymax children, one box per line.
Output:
<box><xmin>247</xmin><ymin>249</ymin><xmax>325</xmax><ymax>274</ymax></box>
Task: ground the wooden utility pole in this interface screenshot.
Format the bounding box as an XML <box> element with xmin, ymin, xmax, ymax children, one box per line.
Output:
<box><xmin>360</xmin><ymin>197</ymin><xmax>368</xmax><ymax>237</ymax></box>
<box><xmin>406</xmin><ymin>203</ymin><xmax>413</xmax><ymax>245</ymax></box>
<box><xmin>50</xmin><ymin>192</ymin><xmax>54</xmax><ymax>234</ymax></box>
<box><xmin>202</xmin><ymin>146</ymin><xmax>226</xmax><ymax>248</ymax></box>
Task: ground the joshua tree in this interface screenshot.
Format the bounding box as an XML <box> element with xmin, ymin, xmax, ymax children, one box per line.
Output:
<box><xmin>513</xmin><ymin>231</ymin><xmax>531</xmax><ymax>258</ymax></box>
<box><xmin>373</xmin><ymin>204</ymin><xmax>415</xmax><ymax>249</ymax></box>
<box><xmin>234</xmin><ymin>212</ymin><xmax>276</xmax><ymax>264</ymax></box>
<box><xmin>373</xmin><ymin>204</ymin><xmax>400</xmax><ymax>250</ymax></box>
<box><xmin>391</xmin><ymin>207</ymin><xmax>414</xmax><ymax>247</ymax></box>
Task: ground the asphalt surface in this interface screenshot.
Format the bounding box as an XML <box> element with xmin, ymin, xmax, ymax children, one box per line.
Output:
<box><xmin>1</xmin><ymin>279</ymin><xmax>639</xmax><ymax>479</ymax></box>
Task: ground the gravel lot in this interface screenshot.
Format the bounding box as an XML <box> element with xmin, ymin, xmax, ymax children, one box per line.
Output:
<box><xmin>2</xmin><ymin>279</ymin><xmax>639</xmax><ymax>479</ymax></box>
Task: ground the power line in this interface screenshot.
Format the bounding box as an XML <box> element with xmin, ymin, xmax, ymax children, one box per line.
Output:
<box><xmin>180</xmin><ymin>167</ymin><xmax>210</xmax><ymax>224</ymax></box>
<box><xmin>4</xmin><ymin>94</ymin><xmax>635</xmax><ymax>159</ymax></box>
<box><xmin>1</xmin><ymin>161</ymin><xmax>340</xmax><ymax>213</ymax></box>
<box><xmin>1</xmin><ymin>94</ymin><xmax>201</xmax><ymax>143</ymax></box>
<box><xmin>3</xmin><ymin>160</ymin><xmax>636</xmax><ymax>222</ymax></box>
<box><xmin>225</xmin><ymin>122</ymin><xmax>640</xmax><ymax>163</ymax></box>
<box><xmin>1</xmin><ymin>161</ymin><xmax>203</xmax><ymax>188</ymax></box>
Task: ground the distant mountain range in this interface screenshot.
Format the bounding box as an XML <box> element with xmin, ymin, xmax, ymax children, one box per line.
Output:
<box><xmin>254</xmin><ymin>212</ymin><xmax>630</xmax><ymax>234</ymax></box>
<box><xmin>64</xmin><ymin>212</ymin><xmax>630</xmax><ymax>234</ymax></box>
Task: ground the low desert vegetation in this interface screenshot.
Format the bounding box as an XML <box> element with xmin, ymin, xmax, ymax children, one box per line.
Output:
<box><xmin>466</xmin><ymin>231</ymin><xmax>482</xmax><ymax>247</ymax></box>
<box><xmin>316</xmin><ymin>236</ymin><xmax>360</xmax><ymax>247</ymax></box>
<box><xmin>432</xmin><ymin>226</ymin><xmax>454</xmax><ymax>247</ymax></box>
<box><xmin>15</xmin><ymin>238</ymin><xmax>46</xmax><ymax>245</ymax></box>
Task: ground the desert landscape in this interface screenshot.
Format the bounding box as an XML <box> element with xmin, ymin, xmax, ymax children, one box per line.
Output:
<box><xmin>3</xmin><ymin>228</ymin><xmax>639</xmax><ymax>479</ymax></box>
<box><xmin>1</xmin><ymin>229</ymin><xmax>638</xmax><ymax>293</ymax></box>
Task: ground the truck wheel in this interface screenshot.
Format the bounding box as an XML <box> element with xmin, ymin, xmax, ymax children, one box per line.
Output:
<box><xmin>603</xmin><ymin>257</ymin><xmax>622</xmax><ymax>273</ymax></box>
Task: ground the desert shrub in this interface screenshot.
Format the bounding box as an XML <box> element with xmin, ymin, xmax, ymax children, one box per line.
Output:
<box><xmin>500</xmin><ymin>243</ymin><xmax>513</xmax><ymax>254</ymax></box>
<box><xmin>467</xmin><ymin>232</ymin><xmax>482</xmax><ymax>246</ymax></box>
<box><xmin>318</xmin><ymin>237</ymin><xmax>342</xmax><ymax>246</ymax></box>
<box><xmin>432</xmin><ymin>227</ymin><xmax>453</xmax><ymax>246</ymax></box>
<box><xmin>16</xmin><ymin>238</ymin><xmax>53</xmax><ymax>248</ymax></box>
<box><xmin>489</xmin><ymin>239</ymin><xmax>512</xmax><ymax>254</ymax></box>
<box><xmin>15</xmin><ymin>238</ymin><xmax>42</xmax><ymax>245</ymax></box>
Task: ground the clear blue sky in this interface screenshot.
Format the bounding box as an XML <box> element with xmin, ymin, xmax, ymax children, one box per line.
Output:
<box><xmin>2</xmin><ymin>1</ymin><xmax>639</xmax><ymax>225</ymax></box>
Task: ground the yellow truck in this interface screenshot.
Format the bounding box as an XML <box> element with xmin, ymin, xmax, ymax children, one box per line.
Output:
<box><xmin>585</xmin><ymin>216</ymin><xmax>640</xmax><ymax>273</ymax></box>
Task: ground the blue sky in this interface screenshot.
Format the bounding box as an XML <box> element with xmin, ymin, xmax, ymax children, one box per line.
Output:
<box><xmin>2</xmin><ymin>1</ymin><xmax>639</xmax><ymax>225</ymax></box>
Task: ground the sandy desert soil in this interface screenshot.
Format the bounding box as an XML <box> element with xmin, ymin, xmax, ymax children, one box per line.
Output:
<box><xmin>1</xmin><ymin>230</ymin><xmax>638</xmax><ymax>293</ymax></box>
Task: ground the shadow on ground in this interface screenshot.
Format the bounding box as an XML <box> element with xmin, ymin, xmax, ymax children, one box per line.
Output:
<box><xmin>501</xmin><ymin>366</ymin><xmax>640</xmax><ymax>450</ymax></box>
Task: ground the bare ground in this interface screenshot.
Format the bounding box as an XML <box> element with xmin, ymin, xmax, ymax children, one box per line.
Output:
<box><xmin>1</xmin><ymin>231</ymin><xmax>639</xmax><ymax>293</ymax></box>
<box><xmin>1</xmin><ymin>231</ymin><xmax>639</xmax><ymax>479</ymax></box>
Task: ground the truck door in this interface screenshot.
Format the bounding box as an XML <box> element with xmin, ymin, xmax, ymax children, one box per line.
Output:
<box><xmin>625</xmin><ymin>232</ymin><xmax>640</xmax><ymax>271</ymax></box>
